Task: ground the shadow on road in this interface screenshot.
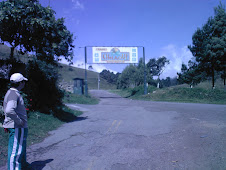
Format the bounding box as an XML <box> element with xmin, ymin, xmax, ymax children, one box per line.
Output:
<box><xmin>99</xmin><ymin>96</ymin><xmax>122</xmax><ymax>99</ymax></box>
<box><xmin>75</xmin><ymin>116</ymin><xmax>88</xmax><ymax>121</ymax></box>
<box><xmin>31</xmin><ymin>159</ymin><xmax>53</xmax><ymax>170</ymax></box>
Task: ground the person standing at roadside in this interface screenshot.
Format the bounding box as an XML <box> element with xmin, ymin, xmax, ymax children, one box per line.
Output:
<box><xmin>3</xmin><ymin>73</ymin><xmax>30</xmax><ymax>170</ymax></box>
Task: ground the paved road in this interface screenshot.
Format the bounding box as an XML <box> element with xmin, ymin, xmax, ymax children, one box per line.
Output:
<box><xmin>2</xmin><ymin>90</ymin><xmax>226</xmax><ymax>170</ymax></box>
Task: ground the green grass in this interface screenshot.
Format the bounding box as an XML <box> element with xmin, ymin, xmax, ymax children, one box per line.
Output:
<box><xmin>0</xmin><ymin>106</ymin><xmax>83</xmax><ymax>167</ymax></box>
<box><xmin>63</xmin><ymin>91</ymin><xmax>99</xmax><ymax>104</ymax></box>
<box><xmin>144</xmin><ymin>87</ymin><xmax>226</xmax><ymax>104</ymax></box>
<box><xmin>111</xmin><ymin>85</ymin><xmax>157</xmax><ymax>98</ymax></box>
<box><xmin>112</xmin><ymin>82</ymin><xmax>226</xmax><ymax>105</ymax></box>
<box><xmin>0</xmin><ymin>128</ymin><xmax>8</xmax><ymax>167</ymax></box>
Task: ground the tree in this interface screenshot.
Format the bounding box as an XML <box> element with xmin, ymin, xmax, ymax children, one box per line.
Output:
<box><xmin>134</xmin><ymin>58</ymin><xmax>147</xmax><ymax>86</ymax></box>
<box><xmin>146</xmin><ymin>56</ymin><xmax>169</xmax><ymax>88</ymax></box>
<box><xmin>117</xmin><ymin>65</ymin><xmax>137</xmax><ymax>88</ymax></box>
<box><xmin>213</xmin><ymin>3</ymin><xmax>226</xmax><ymax>89</ymax></box>
<box><xmin>0</xmin><ymin>0</ymin><xmax>74</xmax><ymax>63</ymax></box>
<box><xmin>161</xmin><ymin>77</ymin><xmax>171</xmax><ymax>87</ymax></box>
<box><xmin>188</xmin><ymin>2</ymin><xmax>226</xmax><ymax>89</ymax></box>
<box><xmin>100</xmin><ymin>69</ymin><xmax>120</xmax><ymax>85</ymax></box>
<box><xmin>25</xmin><ymin>60</ymin><xmax>63</xmax><ymax>113</ymax></box>
<box><xmin>117</xmin><ymin>58</ymin><xmax>155</xmax><ymax>89</ymax></box>
<box><xmin>177</xmin><ymin>61</ymin><xmax>206</xmax><ymax>88</ymax></box>
<box><xmin>0</xmin><ymin>0</ymin><xmax>75</xmax><ymax>115</ymax></box>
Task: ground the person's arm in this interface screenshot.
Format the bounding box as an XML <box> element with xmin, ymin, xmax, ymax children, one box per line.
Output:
<box><xmin>5</xmin><ymin>100</ymin><xmax>24</xmax><ymax>126</ymax></box>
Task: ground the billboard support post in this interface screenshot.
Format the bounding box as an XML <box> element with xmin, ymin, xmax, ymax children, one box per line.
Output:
<box><xmin>143</xmin><ymin>47</ymin><xmax>147</xmax><ymax>95</ymax></box>
<box><xmin>85</xmin><ymin>46</ymin><xmax>88</xmax><ymax>96</ymax></box>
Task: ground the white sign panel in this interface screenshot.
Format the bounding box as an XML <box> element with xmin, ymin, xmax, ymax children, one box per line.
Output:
<box><xmin>92</xmin><ymin>47</ymin><xmax>138</xmax><ymax>64</ymax></box>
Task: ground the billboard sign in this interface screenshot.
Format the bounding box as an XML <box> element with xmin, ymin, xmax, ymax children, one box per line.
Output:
<box><xmin>92</xmin><ymin>47</ymin><xmax>138</xmax><ymax>64</ymax></box>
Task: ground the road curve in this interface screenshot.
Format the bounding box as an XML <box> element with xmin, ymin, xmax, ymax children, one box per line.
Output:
<box><xmin>2</xmin><ymin>90</ymin><xmax>226</xmax><ymax>170</ymax></box>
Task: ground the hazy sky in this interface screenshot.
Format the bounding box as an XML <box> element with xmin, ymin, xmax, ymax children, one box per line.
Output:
<box><xmin>39</xmin><ymin>0</ymin><xmax>225</xmax><ymax>78</ymax></box>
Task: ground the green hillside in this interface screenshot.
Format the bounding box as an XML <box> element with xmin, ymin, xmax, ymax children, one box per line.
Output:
<box><xmin>0</xmin><ymin>44</ymin><xmax>116</xmax><ymax>90</ymax></box>
<box><xmin>112</xmin><ymin>78</ymin><xmax>226</xmax><ymax>105</ymax></box>
<box><xmin>58</xmin><ymin>63</ymin><xmax>116</xmax><ymax>90</ymax></box>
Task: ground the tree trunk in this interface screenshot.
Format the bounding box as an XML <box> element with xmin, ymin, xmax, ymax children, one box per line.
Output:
<box><xmin>157</xmin><ymin>75</ymin><xmax>160</xmax><ymax>88</ymax></box>
<box><xmin>212</xmin><ymin>67</ymin><xmax>215</xmax><ymax>89</ymax></box>
<box><xmin>224</xmin><ymin>68</ymin><xmax>226</xmax><ymax>91</ymax></box>
<box><xmin>224</xmin><ymin>78</ymin><xmax>226</xmax><ymax>91</ymax></box>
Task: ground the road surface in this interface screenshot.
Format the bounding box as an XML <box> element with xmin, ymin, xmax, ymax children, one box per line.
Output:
<box><xmin>1</xmin><ymin>90</ymin><xmax>226</xmax><ymax>170</ymax></box>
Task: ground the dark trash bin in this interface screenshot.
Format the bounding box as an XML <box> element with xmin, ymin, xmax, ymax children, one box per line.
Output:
<box><xmin>73</xmin><ymin>78</ymin><xmax>84</xmax><ymax>95</ymax></box>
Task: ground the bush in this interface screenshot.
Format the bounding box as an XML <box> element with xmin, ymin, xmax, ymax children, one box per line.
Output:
<box><xmin>0</xmin><ymin>59</ymin><xmax>26</xmax><ymax>101</ymax></box>
<box><xmin>25</xmin><ymin>60</ymin><xmax>64</xmax><ymax>113</ymax></box>
<box><xmin>0</xmin><ymin>59</ymin><xmax>68</xmax><ymax>116</ymax></box>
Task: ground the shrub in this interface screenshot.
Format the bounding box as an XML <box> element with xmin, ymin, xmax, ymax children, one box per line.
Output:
<box><xmin>25</xmin><ymin>60</ymin><xmax>64</xmax><ymax>113</ymax></box>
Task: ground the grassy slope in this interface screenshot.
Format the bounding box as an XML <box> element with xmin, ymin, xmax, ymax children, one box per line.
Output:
<box><xmin>0</xmin><ymin>44</ymin><xmax>116</xmax><ymax>90</ymax></box>
<box><xmin>58</xmin><ymin>63</ymin><xmax>116</xmax><ymax>90</ymax></box>
<box><xmin>63</xmin><ymin>91</ymin><xmax>99</xmax><ymax>104</ymax></box>
<box><xmin>112</xmin><ymin>79</ymin><xmax>226</xmax><ymax>105</ymax></box>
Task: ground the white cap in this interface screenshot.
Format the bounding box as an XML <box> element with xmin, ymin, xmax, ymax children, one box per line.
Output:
<box><xmin>10</xmin><ymin>73</ymin><xmax>28</xmax><ymax>82</ymax></box>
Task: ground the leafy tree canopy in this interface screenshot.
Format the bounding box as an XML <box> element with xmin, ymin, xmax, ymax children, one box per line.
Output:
<box><xmin>100</xmin><ymin>69</ymin><xmax>120</xmax><ymax>85</ymax></box>
<box><xmin>146</xmin><ymin>56</ymin><xmax>169</xmax><ymax>77</ymax></box>
<box><xmin>177</xmin><ymin>60</ymin><xmax>206</xmax><ymax>87</ymax></box>
<box><xmin>0</xmin><ymin>0</ymin><xmax>74</xmax><ymax>64</ymax></box>
<box><xmin>188</xmin><ymin>2</ymin><xmax>226</xmax><ymax>88</ymax></box>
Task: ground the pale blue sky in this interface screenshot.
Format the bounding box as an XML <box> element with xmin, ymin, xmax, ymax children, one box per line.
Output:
<box><xmin>40</xmin><ymin>0</ymin><xmax>225</xmax><ymax>78</ymax></box>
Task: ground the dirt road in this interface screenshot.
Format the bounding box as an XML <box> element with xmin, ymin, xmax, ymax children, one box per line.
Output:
<box><xmin>2</xmin><ymin>90</ymin><xmax>226</xmax><ymax>170</ymax></box>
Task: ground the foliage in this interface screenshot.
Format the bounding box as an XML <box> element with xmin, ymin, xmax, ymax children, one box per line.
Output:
<box><xmin>117</xmin><ymin>57</ymin><xmax>170</xmax><ymax>89</ymax></box>
<box><xmin>146</xmin><ymin>56</ymin><xmax>170</xmax><ymax>88</ymax></box>
<box><xmin>100</xmin><ymin>69</ymin><xmax>120</xmax><ymax>85</ymax></box>
<box><xmin>188</xmin><ymin>2</ymin><xmax>226</xmax><ymax>88</ymax></box>
<box><xmin>117</xmin><ymin>64</ymin><xmax>139</xmax><ymax>88</ymax></box>
<box><xmin>129</xmin><ymin>85</ymin><xmax>157</xmax><ymax>97</ymax></box>
<box><xmin>25</xmin><ymin>60</ymin><xmax>64</xmax><ymax>113</ymax></box>
<box><xmin>111</xmin><ymin>85</ymin><xmax>157</xmax><ymax>98</ymax></box>
<box><xmin>161</xmin><ymin>77</ymin><xmax>172</xmax><ymax>88</ymax></box>
<box><xmin>117</xmin><ymin>58</ymin><xmax>153</xmax><ymax>89</ymax></box>
<box><xmin>0</xmin><ymin>126</ymin><xmax>8</xmax><ymax>167</ymax></box>
<box><xmin>159</xmin><ymin>77</ymin><xmax>178</xmax><ymax>88</ymax></box>
<box><xmin>0</xmin><ymin>0</ymin><xmax>74</xmax><ymax>63</ymax></box>
<box><xmin>114</xmin><ymin>83</ymin><xmax>226</xmax><ymax>105</ymax></box>
<box><xmin>0</xmin><ymin>59</ymin><xmax>26</xmax><ymax>103</ymax></box>
<box><xmin>146</xmin><ymin>56</ymin><xmax>170</xmax><ymax>77</ymax></box>
<box><xmin>0</xmin><ymin>50</ymin><xmax>68</xmax><ymax>117</ymax></box>
<box><xmin>177</xmin><ymin>60</ymin><xmax>207</xmax><ymax>87</ymax></box>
